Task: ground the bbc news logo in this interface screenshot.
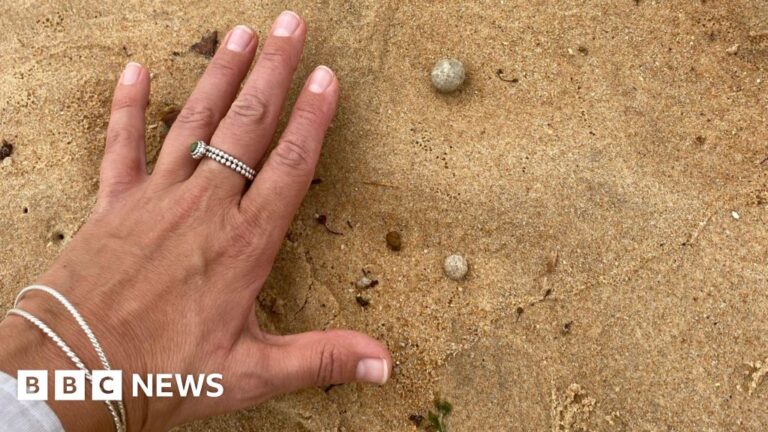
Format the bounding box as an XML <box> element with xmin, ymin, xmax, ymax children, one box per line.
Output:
<box><xmin>17</xmin><ymin>370</ymin><xmax>224</xmax><ymax>401</ymax></box>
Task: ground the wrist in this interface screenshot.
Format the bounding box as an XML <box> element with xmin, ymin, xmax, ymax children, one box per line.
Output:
<box><xmin>0</xmin><ymin>314</ymin><xmax>114</xmax><ymax>431</ymax></box>
<box><xmin>2</xmin><ymin>272</ymin><xmax>150</xmax><ymax>431</ymax></box>
<box><xmin>34</xmin><ymin>263</ymin><xmax>153</xmax><ymax>431</ymax></box>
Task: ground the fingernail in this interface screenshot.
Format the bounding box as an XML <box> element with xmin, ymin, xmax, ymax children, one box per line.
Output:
<box><xmin>120</xmin><ymin>62</ymin><xmax>142</xmax><ymax>85</ymax></box>
<box><xmin>226</xmin><ymin>25</ymin><xmax>253</xmax><ymax>52</ymax></box>
<box><xmin>273</xmin><ymin>11</ymin><xmax>300</xmax><ymax>37</ymax></box>
<box><xmin>356</xmin><ymin>358</ymin><xmax>389</xmax><ymax>385</ymax></box>
<box><xmin>308</xmin><ymin>66</ymin><xmax>334</xmax><ymax>94</ymax></box>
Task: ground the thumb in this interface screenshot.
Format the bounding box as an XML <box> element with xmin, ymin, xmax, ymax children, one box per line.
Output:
<box><xmin>264</xmin><ymin>329</ymin><xmax>392</xmax><ymax>394</ymax></box>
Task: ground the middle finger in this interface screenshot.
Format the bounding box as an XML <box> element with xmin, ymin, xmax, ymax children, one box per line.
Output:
<box><xmin>194</xmin><ymin>11</ymin><xmax>307</xmax><ymax>197</ymax></box>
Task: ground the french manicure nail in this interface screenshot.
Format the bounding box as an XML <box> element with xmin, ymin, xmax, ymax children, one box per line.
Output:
<box><xmin>308</xmin><ymin>66</ymin><xmax>334</xmax><ymax>94</ymax></box>
<box><xmin>273</xmin><ymin>11</ymin><xmax>300</xmax><ymax>37</ymax></box>
<box><xmin>356</xmin><ymin>358</ymin><xmax>389</xmax><ymax>385</ymax></box>
<box><xmin>120</xmin><ymin>62</ymin><xmax>142</xmax><ymax>85</ymax></box>
<box><xmin>226</xmin><ymin>25</ymin><xmax>253</xmax><ymax>52</ymax></box>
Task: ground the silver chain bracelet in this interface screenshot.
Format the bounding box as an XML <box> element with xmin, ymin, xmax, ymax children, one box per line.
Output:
<box><xmin>9</xmin><ymin>285</ymin><xmax>127</xmax><ymax>432</ymax></box>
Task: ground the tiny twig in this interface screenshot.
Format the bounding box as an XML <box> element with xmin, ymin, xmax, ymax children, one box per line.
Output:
<box><xmin>683</xmin><ymin>211</ymin><xmax>715</xmax><ymax>246</ymax></box>
<box><xmin>495</xmin><ymin>68</ymin><xmax>519</xmax><ymax>83</ymax></box>
<box><xmin>314</xmin><ymin>214</ymin><xmax>344</xmax><ymax>236</ymax></box>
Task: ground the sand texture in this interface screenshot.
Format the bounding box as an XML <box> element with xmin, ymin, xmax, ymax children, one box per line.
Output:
<box><xmin>1</xmin><ymin>1</ymin><xmax>767</xmax><ymax>431</ymax></box>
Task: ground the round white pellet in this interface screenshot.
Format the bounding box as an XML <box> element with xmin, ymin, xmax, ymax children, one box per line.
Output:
<box><xmin>443</xmin><ymin>254</ymin><xmax>468</xmax><ymax>281</ymax></box>
<box><xmin>431</xmin><ymin>59</ymin><xmax>465</xmax><ymax>93</ymax></box>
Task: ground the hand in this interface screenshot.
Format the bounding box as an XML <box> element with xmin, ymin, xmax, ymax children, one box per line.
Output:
<box><xmin>0</xmin><ymin>11</ymin><xmax>391</xmax><ymax>432</ymax></box>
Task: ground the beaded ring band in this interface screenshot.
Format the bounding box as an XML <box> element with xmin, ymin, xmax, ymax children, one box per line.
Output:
<box><xmin>190</xmin><ymin>140</ymin><xmax>255</xmax><ymax>181</ymax></box>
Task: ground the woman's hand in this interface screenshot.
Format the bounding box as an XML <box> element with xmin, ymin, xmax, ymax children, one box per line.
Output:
<box><xmin>0</xmin><ymin>11</ymin><xmax>390</xmax><ymax>431</ymax></box>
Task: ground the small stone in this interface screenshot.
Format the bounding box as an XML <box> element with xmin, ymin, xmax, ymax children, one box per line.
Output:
<box><xmin>408</xmin><ymin>414</ymin><xmax>424</xmax><ymax>427</ymax></box>
<box><xmin>356</xmin><ymin>276</ymin><xmax>372</xmax><ymax>289</ymax></box>
<box><xmin>0</xmin><ymin>139</ymin><xmax>13</xmax><ymax>160</ymax></box>
<box><xmin>726</xmin><ymin>44</ymin><xmax>740</xmax><ymax>55</ymax></box>
<box><xmin>732</xmin><ymin>211</ymin><xmax>740</xmax><ymax>220</ymax></box>
<box><xmin>562</xmin><ymin>321</ymin><xmax>573</xmax><ymax>334</ymax></box>
<box><xmin>386</xmin><ymin>231</ymin><xmax>402</xmax><ymax>251</ymax></box>
<box><xmin>757</xmin><ymin>191</ymin><xmax>768</xmax><ymax>206</ymax></box>
<box><xmin>431</xmin><ymin>58</ymin><xmax>465</xmax><ymax>93</ymax></box>
<box><xmin>443</xmin><ymin>254</ymin><xmax>468</xmax><ymax>281</ymax></box>
<box><xmin>355</xmin><ymin>295</ymin><xmax>370</xmax><ymax>307</ymax></box>
<box><xmin>356</xmin><ymin>274</ymin><xmax>379</xmax><ymax>289</ymax></box>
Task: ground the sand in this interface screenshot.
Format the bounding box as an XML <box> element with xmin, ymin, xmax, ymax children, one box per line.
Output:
<box><xmin>1</xmin><ymin>1</ymin><xmax>767</xmax><ymax>431</ymax></box>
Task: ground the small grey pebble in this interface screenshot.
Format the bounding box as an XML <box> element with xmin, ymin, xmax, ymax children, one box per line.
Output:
<box><xmin>431</xmin><ymin>58</ymin><xmax>465</xmax><ymax>93</ymax></box>
<box><xmin>443</xmin><ymin>254</ymin><xmax>468</xmax><ymax>280</ymax></box>
<box><xmin>356</xmin><ymin>275</ymin><xmax>373</xmax><ymax>289</ymax></box>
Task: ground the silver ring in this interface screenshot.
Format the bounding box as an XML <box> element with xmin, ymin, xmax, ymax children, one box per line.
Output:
<box><xmin>190</xmin><ymin>140</ymin><xmax>255</xmax><ymax>181</ymax></box>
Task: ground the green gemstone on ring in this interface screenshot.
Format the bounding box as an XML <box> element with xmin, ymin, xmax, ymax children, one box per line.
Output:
<box><xmin>189</xmin><ymin>141</ymin><xmax>200</xmax><ymax>154</ymax></box>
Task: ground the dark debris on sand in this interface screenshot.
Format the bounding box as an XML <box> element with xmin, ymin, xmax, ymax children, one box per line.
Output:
<box><xmin>0</xmin><ymin>139</ymin><xmax>14</xmax><ymax>160</ymax></box>
<box><xmin>314</xmin><ymin>213</ymin><xmax>344</xmax><ymax>235</ymax></box>
<box><xmin>386</xmin><ymin>230</ymin><xmax>402</xmax><ymax>251</ymax></box>
<box><xmin>190</xmin><ymin>31</ymin><xmax>218</xmax><ymax>58</ymax></box>
<box><xmin>161</xmin><ymin>108</ymin><xmax>181</xmax><ymax>128</ymax></box>
<box><xmin>355</xmin><ymin>294</ymin><xmax>371</xmax><ymax>308</ymax></box>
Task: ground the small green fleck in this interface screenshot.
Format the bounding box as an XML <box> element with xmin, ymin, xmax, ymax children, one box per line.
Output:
<box><xmin>427</xmin><ymin>412</ymin><xmax>441</xmax><ymax>430</ymax></box>
<box><xmin>423</xmin><ymin>398</ymin><xmax>452</xmax><ymax>432</ymax></box>
<box><xmin>435</xmin><ymin>399</ymin><xmax>452</xmax><ymax>416</ymax></box>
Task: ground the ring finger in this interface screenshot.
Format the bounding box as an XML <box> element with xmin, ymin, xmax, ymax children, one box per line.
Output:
<box><xmin>152</xmin><ymin>25</ymin><xmax>259</xmax><ymax>185</ymax></box>
<box><xmin>192</xmin><ymin>11</ymin><xmax>306</xmax><ymax>198</ymax></box>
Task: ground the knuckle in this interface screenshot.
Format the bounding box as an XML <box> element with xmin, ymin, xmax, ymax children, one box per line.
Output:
<box><xmin>293</xmin><ymin>104</ymin><xmax>323</xmax><ymax>124</ymax></box>
<box><xmin>207</xmin><ymin>58</ymin><xmax>238</xmax><ymax>77</ymax></box>
<box><xmin>224</xmin><ymin>208</ymin><xmax>270</xmax><ymax>256</ymax></box>
<box><xmin>98</xmin><ymin>173</ymin><xmax>139</xmax><ymax>200</ymax></box>
<box><xmin>271</xmin><ymin>137</ymin><xmax>313</xmax><ymax>171</ymax></box>
<box><xmin>106</xmin><ymin>125</ymin><xmax>142</xmax><ymax>146</ymax></box>
<box><xmin>175</xmin><ymin>103</ymin><xmax>219</xmax><ymax>130</ymax></box>
<box><xmin>239</xmin><ymin>201</ymin><xmax>270</xmax><ymax>230</ymax></box>
<box><xmin>259</xmin><ymin>45</ymin><xmax>296</xmax><ymax>70</ymax></box>
<box><xmin>315</xmin><ymin>343</ymin><xmax>340</xmax><ymax>386</ymax></box>
<box><xmin>227</xmin><ymin>92</ymin><xmax>270</xmax><ymax>124</ymax></box>
<box><xmin>227</xmin><ymin>213</ymin><xmax>257</xmax><ymax>244</ymax></box>
<box><xmin>174</xmin><ymin>179</ymin><xmax>230</xmax><ymax>219</ymax></box>
<box><xmin>111</xmin><ymin>94</ymin><xmax>141</xmax><ymax>113</ymax></box>
<box><xmin>171</xmin><ymin>182</ymin><xmax>209</xmax><ymax>220</ymax></box>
